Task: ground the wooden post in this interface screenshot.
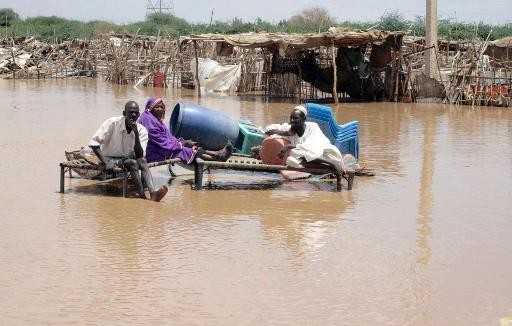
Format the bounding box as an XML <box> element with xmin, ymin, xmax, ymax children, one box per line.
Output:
<box><xmin>347</xmin><ymin>173</ymin><xmax>354</xmax><ymax>190</ymax></box>
<box><xmin>332</xmin><ymin>44</ymin><xmax>338</xmax><ymax>103</ymax></box>
<box><xmin>10</xmin><ymin>38</ymin><xmax>16</xmax><ymax>80</ymax></box>
<box><xmin>335</xmin><ymin>172</ymin><xmax>342</xmax><ymax>191</ymax></box>
<box><xmin>194</xmin><ymin>162</ymin><xmax>204</xmax><ymax>190</ymax></box>
<box><xmin>164</xmin><ymin>39</ymin><xmax>180</xmax><ymax>88</ymax></box>
<box><xmin>193</xmin><ymin>40</ymin><xmax>201</xmax><ymax>97</ymax></box>
<box><xmin>59</xmin><ymin>164</ymin><xmax>65</xmax><ymax>193</ymax></box>
<box><xmin>394</xmin><ymin>53</ymin><xmax>400</xmax><ymax>102</ymax></box>
<box><xmin>425</xmin><ymin>0</ymin><xmax>438</xmax><ymax>79</ymax></box>
<box><xmin>122</xmin><ymin>172</ymin><xmax>128</xmax><ymax>198</ymax></box>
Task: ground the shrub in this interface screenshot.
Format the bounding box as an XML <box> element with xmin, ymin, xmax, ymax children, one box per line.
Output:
<box><xmin>0</xmin><ymin>8</ymin><xmax>19</xmax><ymax>27</ymax></box>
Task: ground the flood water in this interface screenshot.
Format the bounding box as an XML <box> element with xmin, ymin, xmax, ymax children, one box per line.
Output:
<box><xmin>1</xmin><ymin>79</ymin><xmax>511</xmax><ymax>325</ymax></box>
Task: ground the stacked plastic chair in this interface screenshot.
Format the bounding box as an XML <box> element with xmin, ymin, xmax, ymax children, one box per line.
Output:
<box><xmin>305</xmin><ymin>103</ymin><xmax>359</xmax><ymax>159</ymax></box>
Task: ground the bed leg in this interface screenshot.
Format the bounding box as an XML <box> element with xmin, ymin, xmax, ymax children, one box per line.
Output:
<box><xmin>122</xmin><ymin>172</ymin><xmax>128</xmax><ymax>198</ymax></box>
<box><xmin>194</xmin><ymin>163</ymin><xmax>204</xmax><ymax>190</ymax></box>
<box><xmin>347</xmin><ymin>173</ymin><xmax>354</xmax><ymax>191</ymax></box>
<box><xmin>335</xmin><ymin>172</ymin><xmax>342</xmax><ymax>192</ymax></box>
<box><xmin>60</xmin><ymin>164</ymin><xmax>65</xmax><ymax>193</ymax></box>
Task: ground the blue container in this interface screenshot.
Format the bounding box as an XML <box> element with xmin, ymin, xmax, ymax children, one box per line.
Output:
<box><xmin>170</xmin><ymin>102</ymin><xmax>240</xmax><ymax>150</ymax></box>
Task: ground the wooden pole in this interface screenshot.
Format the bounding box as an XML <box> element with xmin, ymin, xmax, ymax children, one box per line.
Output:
<box><xmin>394</xmin><ymin>52</ymin><xmax>400</xmax><ymax>102</ymax></box>
<box><xmin>193</xmin><ymin>40</ymin><xmax>201</xmax><ymax>97</ymax></box>
<box><xmin>332</xmin><ymin>44</ymin><xmax>338</xmax><ymax>103</ymax></box>
<box><xmin>425</xmin><ymin>0</ymin><xmax>438</xmax><ymax>79</ymax></box>
<box><xmin>10</xmin><ymin>38</ymin><xmax>16</xmax><ymax>80</ymax></box>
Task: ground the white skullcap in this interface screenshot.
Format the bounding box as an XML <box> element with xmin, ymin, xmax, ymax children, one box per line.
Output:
<box><xmin>294</xmin><ymin>105</ymin><xmax>307</xmax><ymax>117</ymax></box>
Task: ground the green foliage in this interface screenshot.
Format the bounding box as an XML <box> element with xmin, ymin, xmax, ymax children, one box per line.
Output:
<box><xmin>1</xmin><ymin>7</ymin><xmax>511</xmax><ymax>42</ymax></box>
<box><xmin>7</xmin><ymin>16</ymin><xmax>95</xmax><ymax>41</ymax></box>
<box><xmin>0</xmin><ymin>8</ymin><xmax>19</xmax><ymax>27</ymax></box>
<box><xmin>147</xmin><ymin>13</ymin><xmax>187</xmax><ymax>26</ymax></box>
<box><xmin>378</xmin><ymin>11</ymin><xmax>410</xmax><ymax>31</ymax></box>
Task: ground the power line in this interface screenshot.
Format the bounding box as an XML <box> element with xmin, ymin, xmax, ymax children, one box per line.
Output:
<box><xmin>146</xmin><ymin>0</ymin><xmax>174</xmax><ymax>17</ymax></box>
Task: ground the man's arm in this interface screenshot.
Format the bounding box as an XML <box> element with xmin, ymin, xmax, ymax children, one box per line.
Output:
<box><xmin>264</xmin><ymin>123</ymin><xmax>292</xmax><ymax>137</ymax></box>
<box><xmin>265</xmin><ymin>129</ymin><xmax>293</xmax><ymax>137</ymax></box>
<box><xmin>129</xmin><ymin>121</ymin><xmax>144</xmax><ymax>159</ymax></box>
<box><xmin>89</xmin><ymin>118</ymin><xmax>113</xmax><ymax>168</ymax></box>
<box><xmin>90</xmin><ymin>146</ymin><xmax>107</xmax><ymax>165</ymax></box>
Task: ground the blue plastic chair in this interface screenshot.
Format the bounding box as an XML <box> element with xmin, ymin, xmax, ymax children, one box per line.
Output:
<box><xmin>305</xmin><ymin>103</ymin><xmax>359</xmax><ymax>159</ymax></box>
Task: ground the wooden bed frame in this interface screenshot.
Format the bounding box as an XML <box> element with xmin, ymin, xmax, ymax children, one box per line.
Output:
<box><xmin>193</xmin><ymin>154</ymin><xmax>355</xmax><ymax>191</ymax></box>
<box><xmin>59</xmin><ymin>154</ymin><xmax>356</xmax><ymax>195</ymax></box>
<box><xmin>59</xmin><ymin>156</ymin><xmax>181</xmax><ymax>197</ymax></box>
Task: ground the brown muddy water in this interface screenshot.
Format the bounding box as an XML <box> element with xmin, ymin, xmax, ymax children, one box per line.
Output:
<box><xmin>1</xmin><ymin>79</ymin><xmax>511</xmax><ymax>326</ymax></box>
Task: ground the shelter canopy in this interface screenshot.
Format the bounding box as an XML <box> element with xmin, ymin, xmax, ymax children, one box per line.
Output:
<box><xmin>181</xmin><ymin>29</ymin><xmax>404</xmax><ymax>52</ymax></box>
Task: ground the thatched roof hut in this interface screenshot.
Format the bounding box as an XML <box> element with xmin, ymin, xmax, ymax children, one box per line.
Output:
<box><xmin>180</xmin><ymin>30</ymin><xmax>405</xmax><ymax>101</ymax></box>
<box><xmin>484</xmin><ymin>36</ymin><xmax>512</xmax><ymax>62</ymax></box>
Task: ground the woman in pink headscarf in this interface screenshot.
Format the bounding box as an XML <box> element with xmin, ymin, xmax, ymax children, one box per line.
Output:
<box><xmin>138</xmin><ymin>97</ymin><xmax>232</xmax><ymax>164</ymax></box>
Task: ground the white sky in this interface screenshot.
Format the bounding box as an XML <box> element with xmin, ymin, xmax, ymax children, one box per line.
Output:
<box><xmin>1</xmin><ymin>0</ymin><xmax>510</xmax><ymax>24</ymax></box>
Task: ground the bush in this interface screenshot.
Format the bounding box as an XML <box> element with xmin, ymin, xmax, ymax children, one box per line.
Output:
<box><xmin>1</xmin><ymin>7</ymin><xmax>511</xmax><ymax>42</ymax></box>
<box><xmin>0</xmin><ymin>8</ymin><xmax>19</xmax><ymax>27</ymax></box>
<box><xmin>378</xmin><ymin>11</ymin><xmax>410</xmax><ymax>32</ymax></box>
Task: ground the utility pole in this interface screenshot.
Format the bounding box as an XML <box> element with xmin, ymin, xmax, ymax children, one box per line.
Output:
<box><xmin>425</xmin><ymin>0</ymin><xmax>438</xmax><ymax>78</ymax></box>
<box><xmin>146</xmin><ymin>0</ymin><xmax>174</xmax><ymax>17</ymax></box>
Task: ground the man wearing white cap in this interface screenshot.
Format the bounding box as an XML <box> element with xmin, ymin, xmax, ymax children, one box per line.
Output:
<box><xmin>264</xmin><ymin>105</ymin><xmax>346</xmax><ymax>173</ymax></box>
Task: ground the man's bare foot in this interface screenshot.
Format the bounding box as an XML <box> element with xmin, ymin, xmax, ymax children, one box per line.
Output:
<box><xmin>150</xmin><ymin>185</ymin><xmax>168</xmax><ymax>202</ymax></box>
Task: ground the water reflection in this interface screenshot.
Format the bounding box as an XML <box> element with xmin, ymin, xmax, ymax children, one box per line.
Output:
<box><xmin>416</xmin><ymin>110</ymin><xmax>439</xmax><ymax>266</ymax></box>
<box><xmin>173</xmin><ymin>180</ymin><xmax>354</xmax><ymax>255</ymax></box>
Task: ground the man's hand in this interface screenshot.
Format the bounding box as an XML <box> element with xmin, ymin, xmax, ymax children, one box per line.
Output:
<box><xmin>277</xmin><ymin>145</ymin><xmax>295</xmax><ymax>159</ymax></box>
<box><xmin>126</xmin><ymin>118</ymin><xmax>138</xmax><ymax>136</ymax></box>
<box><xmin>98</xmin><ymin>160</ymin><xmax>116</xmax><ymax>171</ymax></box>
<box><xmin>106</xmin><ymin>160</ymin><xmax>117</xmax><ymax>171</ymax></box>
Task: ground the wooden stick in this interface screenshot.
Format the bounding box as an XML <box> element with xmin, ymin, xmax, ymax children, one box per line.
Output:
<box><xmin>332</xmin><ymin>44</ymin><xmax>338</xmax><ymax>103</ymax></box>
<box><xmin>193</xmin><ymin>40</ymin><xmax>201</xmax><ymax>97</ymax></box>
<box><xmin>10</xmin><ymin>38</ymin><xmax>16</xmax><ymax>80</ymax></box>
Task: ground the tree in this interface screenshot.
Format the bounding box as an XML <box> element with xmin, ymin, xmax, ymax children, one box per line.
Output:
<box><xmin>147</xmin><ymin>13</ymin><xmax>189</xmax><ymax>28</ymax></box>
<box><xmin>0</xmin><ymin>8</ymin><xmax>19</xmax><ymax>27</ymax></box>
<box><xmin>287</xmin><ymin>6</ymin><xmax>336</xmax><ymax>33</ymax></box>
<box><xmin>378</xmin><ymin>11</ymin><xmax>409</xmax><ymax>31</ymax></box>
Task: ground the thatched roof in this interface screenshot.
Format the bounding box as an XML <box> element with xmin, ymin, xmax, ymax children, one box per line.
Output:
<box><xmin>181</xmin><ymin>29</ymin><xmax>404</xmax><ymax>51</ymax></box>
<box><xmin>491</xmin><ymin>36</ymin><xmax>512</xmax><ymax>48</ymax></box>
<box><xmin>484</xmin><ymin>37</ymin><xmax>512</xmax><ymax>61</ymax></box>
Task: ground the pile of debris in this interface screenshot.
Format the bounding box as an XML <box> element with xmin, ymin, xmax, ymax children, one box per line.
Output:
<box><xmin>0</xmin><ymin>36</ymin><xmax>96</xmax><ymax>79</ymax></box>
<box><xmin>401</xmin><ymin>35</ymin><xmax>512</xmax><ymax>107</ymax></box>
<box><xmin>1</xmin><ymin>32</ymin><xmax>509</xmax><ymax>107</ymax></box>
<box><xmin>99</xmin><ymin>33</ymin><xmax>179</xmax><ymax>86</ymax></box>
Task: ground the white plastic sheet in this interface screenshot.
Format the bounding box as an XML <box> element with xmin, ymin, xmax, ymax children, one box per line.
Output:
<box><xmin>190</xmin><ymin>58</ymin><xmax>241</xmax><ymax>93</ymax></box>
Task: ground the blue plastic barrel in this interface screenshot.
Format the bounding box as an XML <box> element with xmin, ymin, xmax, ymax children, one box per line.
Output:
<box><xmin>169</xmin><ymin>102</ymin><xmax>240</xmax><ymax>150</ymax></box>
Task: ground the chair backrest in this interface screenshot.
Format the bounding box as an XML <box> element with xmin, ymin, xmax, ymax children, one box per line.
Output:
<box><xmin>306</xmin><ymin>103</ymin><xmax>360</xmax><ymax>158</ymax></box>
<box><xmin>306</xmin><ymin>103</ymin><xmax>337</xmax><ymax>143</ymax></box>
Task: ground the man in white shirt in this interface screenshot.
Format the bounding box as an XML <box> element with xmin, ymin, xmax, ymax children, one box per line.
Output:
<box><xmin>89</xmin><ymin>101</ymin><xmax>168</xmax><ymax>202</ymax></box>
<box><xmin>264</xmin><ymin>105</ymin><xmax>346</xmax><ymax>174</ymax></box>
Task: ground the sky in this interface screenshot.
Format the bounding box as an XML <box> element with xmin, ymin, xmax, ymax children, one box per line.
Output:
<box><xmin>1</xmin><ymin>0</ymin><xmax>511</xmax><ymax>24</ymax></box>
